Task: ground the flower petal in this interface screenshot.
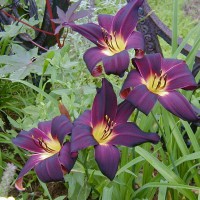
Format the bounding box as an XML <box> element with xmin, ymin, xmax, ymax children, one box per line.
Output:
<box><xmin>51</xmin><ymin>18</ymin><xmax>61</xmax><ymax>24</ymax></box>
<box><xmin>92</xmin><ymin>79</ymin><xmax>117</xmax><ymax>127</ymax></box>
<box><xmin>66</xmin><ymin>0</ymin><xmax>82</xmax><ymax>20</ymax></box>
<box><xmin>95</xmin><ymin>144</ymin><xmax>120</xmax><ymax>180</ymax></box>
<box><xmin>102</xmin><ymin>50</ymin><xmax>130</xmax><ymax>76</ymax></box>
<box><xmin>35</xmin><ymin>154</ymin><xmax>63</xmax><ymax>182</ymax></box>
<box><xmin>70</xmin><ymin>10</ymin><xmax>92</xmax><ymax>22</ymax></box>
<box><xmin>161</xmin><ymin>57</ymin><xmax>185</xmax><ymax>72</ymax></box>
<box><xmin>126</xmin><ymin>31</ymin><xmax>144</xmax><ymax>52</ymax></box>
<box><xmin>56</xmin><ymin>6</ymin><xmax>67</xmax><ymax>21</ymax></box>
<box><xmin>158</xmin><ymin>91</ymin><xmax>200</xmax><ymax>121</ymax></box>
<box><xmin>132</xmin><ymin>53</ymin><xmax>162</xmax><ymax>80</ymax></box>
<box><xmin>126</xmin><ymin>85</ymin><xmax>158</xmax><ymax>115</ymax></box>
<box><xmin>98</xmin><ymin>14</ymin><xmax>114</xmax><ymax>33</ymax></box>
<box><xmin>15</xmin><ymin>155</ymin><xmax>42</xmax><ymax>191</ymax></box>
<box><xmin>109</xmin><ymin>122</ymin><xmax>160</xmax><ymax>146</ymax></box>
<box><xmin>38</xmin><ymin>121</ymin><xmax>51</xmax><ymax>135</ymax></box>
<box><xmin>74</xmin><ymin>110</ymin><xmax>91</xmax><ymax>126</ymax></box>
<box><xmin>112</xmin><ymin>0</ymin><xmax>144</xmax><ymax>40</ymax></box>
<box><xmin>83</xmin><ymin>47</ymin><xmax>106</xmax><ymax>76</ymax></box>
<box><xmin>115</xmin><ymin>100</ymin><xmax>135</xmax><ymax>124</ymax></box>
<box><xmin>162</xmin><ymin>59</ymin><xmax>197</xmax><ymax>90</ymax></box>
<box><xmin>71</xmin><ymin>125</ymin><xmax>98</xmax><ymax>152</ymax></box>
<box><xmin>54</xmin><ymin>25</ymin><xmax>63</xmax><ymax>34</ymax></box>
<box><xmin>70</xmin><ymin>23</ymin><xmax>103</xmax><ymax>46</ymax></box>
<box><xmin>120</xmin><ymin>70</ymin><xmax>143</xmax><ymax>98</ymax></box>
<box><xmin>12</xmin><ymin>129</ymin><xmax>46</xmax><ymax>153</ymax></box>
<box><xmin>51</xmin><ymin>115</ymin><xmax>73</xmax><ymax>143</ymax></box>
<box><xmin>58</xmin><ymin>142</ymin><xmax>77</xmax><ymax>172</ymax></box>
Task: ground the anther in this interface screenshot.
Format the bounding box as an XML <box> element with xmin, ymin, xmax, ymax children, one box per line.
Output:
<box><xmin>152</xmin><ymin>74</ymin><xmax>157</xmax><ymax>88</ymax></box>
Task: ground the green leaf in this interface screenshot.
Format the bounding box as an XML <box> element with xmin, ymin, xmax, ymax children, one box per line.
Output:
<box><xmin>172</xmin><ymin>23</ymin><xmax>200</xmax><ymax>58</ymax></box>
<box><xmin>102</xmin><ymin>186</ymin><xmax>113</xmax><ymax>200</ymax></box>
<box><xmin>7</xmin><ymin>116</ymin><xmax>21</xmax><ymax>129</ymax></box>
<box><xmin>135</xmin><ymin>146</ymin><xmax>196</xmax><ymax>199</ymax></box>
<box><xmin>171</xmin><ymin>0</ymin><xmax>178</xmax><ymax>54</ymax></box>
<box><xmin>38</xmin><ymin>179</ymin><xmax>52</xmax><ymax>200</ymax></box>
<box><xmin>0</xmin><ymin>46</ymin><xmax>45</xmax><ymax>79</ymax></box>
<box><xmin>158</xmin><ymin>180</ymin><xmax>168</xmax><ymax>200</ymax></box>
<box><xmin>43</xmin><ymin>51</ymin><xmax>55</xmax><ymax>74</ymax></box>
<box><xmin>1</xmin><ymin>78</ymin><xmax>57</xmax><ymax>106</ymax></box>
<box><xmin>136</xmin><ymin>182</ymin><xmax>200</xmax><ymax>194</ymax></box>
<box><xmin>54</xmin><ymin>196</ymin><xmax>67</xmax><ymax>200</ymax></box>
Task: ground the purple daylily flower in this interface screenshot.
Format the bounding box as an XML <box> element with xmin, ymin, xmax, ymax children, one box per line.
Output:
<box><xmin>12</xmin><ymin>115</ymin><xmax>77</xmax><ymax>191</ymax></box>
<box><xmin>69</xmin><ymin>0</ymin><xmax>144</xmax><ymax>77</ymax></box>
<box><xmin>52</xmin><ymin>0</ymin><xmax>92</xmax><ymax>34</ymax></box>
<box><xmin>71</xmin><ymin>79</ymin><xmax>160</xmax><ymax>180</ymax></box>
<box><xmin>120</xmin><ymin>53</ymin><xmax>200</xmax><ymax>121</ymax></box>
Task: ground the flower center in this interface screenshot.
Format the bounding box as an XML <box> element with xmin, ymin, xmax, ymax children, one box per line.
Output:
<box><xmin>146</xmin><ymin>71</ymin><xmax>167</xmax><ymax>95</ymax></box>
<box><xmin>92</xmin><ymin>115</ymin><xmax>115</xmax><ymax>144</ymax></box>
<box><xmin>32</xmin><ymin>134</ymin><xmax>61</xmax><ymax>155</ymax></box>
<box><xmin>98</xmin><ymin>28</ymin><xmax>126</xmax><ymax>56</ymax></box>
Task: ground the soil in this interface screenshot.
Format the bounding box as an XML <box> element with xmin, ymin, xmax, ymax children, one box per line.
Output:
<box><xmin>8</xmin><ymin>181</ymin><xmax>68</xmax><ymax>200</ymax></box>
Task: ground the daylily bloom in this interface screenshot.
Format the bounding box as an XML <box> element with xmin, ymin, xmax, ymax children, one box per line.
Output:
<box><xmin>52</xmin><ymin>0</ymin><xmax>92</xmax><ymax>34</ymax></box>
<box><xmin>120</xmin><ymin>53</ymin><xmax>200</xmax><ymax>121</ymax></box>
<box><xmin>12</xmin><ymin>115</ymin><xmax>77</xmax><ymax>191</ymax></box>
<box><xmin>71</xmin><ymin>79</ymin><xmax>160</xmax><ymax>180</ymax></box>
<box><xmin>69</xmin><ymin>0</ymin><xmax>144</xmax><ymax>77</ymax></box>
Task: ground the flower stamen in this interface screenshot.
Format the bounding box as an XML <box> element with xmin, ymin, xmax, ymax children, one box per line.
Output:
<box><xmin>100</xmin><ymin>115</ymin><xmax>115</xmax><ymax>140</ymax></box>
<box><xmin>32</xmin><ymin>135</ymin><xmax>55</xmax><ymax>153</ymax></box>
<box><xmin>147</xmin><ymin>72</ymin><xmax>168</xmax><ymax>95</ymax></box>
<box><xmin>100</xmin><ymin>28</ymin><xmax>125</xmax><ymax>55</ymax></box>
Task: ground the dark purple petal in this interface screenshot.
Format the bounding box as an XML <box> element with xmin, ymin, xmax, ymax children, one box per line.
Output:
<box><xmin>120</xmin><ymin>70</ymin><xmax>143</xmax><ymax>98</ymax></box>
<box><xmin>98</xmin><ymin>14</ymin><xmax>114</xmax><ymax>33</ymax></box>
<box><xmin>126</xmin><ymin>31</ymin><xmax>144</xmax><ymax>52</ymax></box>
<box><xmin>115</xmin><ymin>100</ymin><xmax>135</xmax><ymax>124</ymax></box>
<box><xmin>112</xmin><ymin>0</ymin><xmax>144</xmax><ymax>40</ymax></box>
<box><xmin>15</xmin><ymin>154</ymin><xmax>42</xmax><ymax>190</ymax></box>
<box><xmin>102</xmin><ymin>50</ymin><xmax>130</xmax><ymax>76</ymax></box>
<box><xmin>83</xmin><ymin>47</ymin><xmax>106</xmax><ymax>76</ymax></box>
<box><xmin>58</xmin><ymin>142</ymin><xmax>77</xmax><ymax>173</ymax></box>
<box><xmin>12</xmin><ymin>129</ymin><xmax>47</xmax><ymax>153</ymax></box>
<box><xmin>92</xmin><ymin>79</ymin><xmax>117</xmax><ymax>127</ymax></box>
<box><xmin>158</xmin><ymin>91</ymin><xmax>200</xmax><ymax>122</ymax></box>
<box><xmin>126</xmin><ymin>85</ymin><xmax>158</xmax><ymax>115</ymax></box>
<box><xmin>71</xmin><ymin>125</ymin><xmax>98</xmax><ymax>152</ymax></box>
<box><xmin>162</xmin><ymin>60</ymin><xmax>197</xmax><ymax>90</ymax></box>
<box><xmin>70</xmin><ymin>10</ymin><xmax>92</xmax><ymax>22</ymax></box>
<box><xmin>74</xmin><ymin>110</ymin><xmax>91</xmax><ymax>126</ymax></box>
<box><xmin>35</xmin><ymin>154</ymin><xmax>63</xmax><ymax>182</ymax></box>
<box><xmin>70</xmin><ymin>23</ymin><xmax>103</xmax><ymax>46</ymax></box>
<box><xmin>161</xmin><ymin>57</ymin><xmax>184</xmax><ymax>72</ymax></box>
<box><xmin>95</xmin><ymin>145</ymin><xmax>120</xmax><ymax>180</ymax></box>
<box><xmin>38</xmin><ymin>121</ymin><xmax>51</xmax><ymax>135</ymax></box>
<box><xmin>51</xmin><ymin>115</ymin><xmax>73</xmax><ymax>143</ymax></box>
<box><xmin>109</xmin><ymin>122</ymin><xmax>160</xmax><ymax>146</ymax></box>
<box><xmin>132</xmin><ymin>53</ymin><xmax>162</xmax><ymax>80</ymax></box>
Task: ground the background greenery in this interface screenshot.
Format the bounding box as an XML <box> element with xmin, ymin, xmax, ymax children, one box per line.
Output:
<box><xmin>0</xmin><ymin>0</ymin><xmax>199</xmax><ymax>199</ymax></box>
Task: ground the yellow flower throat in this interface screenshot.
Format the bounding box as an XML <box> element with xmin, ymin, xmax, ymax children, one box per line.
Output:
<box><xmin>93</xmin><ymin>115</ymin><xmax>115</xmax><ymax>144</ymax></box>
<box><xmin>98</xmin><ymin>28</ymin><xmax>126</xmax><ymax>56</ymax></box>
<box><xmin>145</xmin><ymin>71</ymin><xmax>168</xmax><ymax>95</ymax></box>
